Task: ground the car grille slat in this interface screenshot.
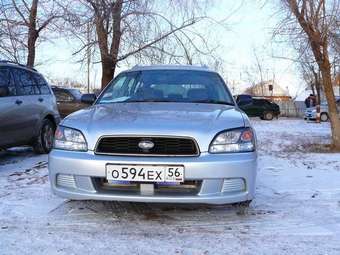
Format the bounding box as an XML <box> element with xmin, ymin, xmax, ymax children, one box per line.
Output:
<box><xmin>95</xmin><ymin>136</ymin><xmax>199</xmax><ymax>156</ymax></box>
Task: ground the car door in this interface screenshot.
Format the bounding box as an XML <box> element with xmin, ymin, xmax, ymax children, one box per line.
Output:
<box><xmin>11</xmin><ymin>67</ymin><xmax>40</xmax><ymax>141</ymax></box>
<box><xmin>53</xmin><ymin>89</ymin><xmax>76</xmax><ymax>117</ymax></box>
<box><xmin>240</xmin><ymin>99</ymin><xmax>261</xmax><ymax>117</ymax></box>
<box><xmin>0</xmin><ymin>66</ymin><xmax>30</xmax><ymax>147</ymax></box>
<box><xmin>251</xmin><ymin>99</ymin><xmax>267</xmax><ymax>116</ymax></box>
<box><xmin>31</xmin><ymin>72</ymin><xmax>54</xmax><ymax>114</ymax></box>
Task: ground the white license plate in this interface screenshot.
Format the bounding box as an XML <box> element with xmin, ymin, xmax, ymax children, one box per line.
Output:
<box><xmin>106</xmin><ymin>164</ymin><xmax>184</xmax><ymax>183</ymax></box>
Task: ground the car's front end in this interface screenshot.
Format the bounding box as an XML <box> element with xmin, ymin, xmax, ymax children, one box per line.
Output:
<box><xmin>48</xmin><ymin>66</ymin><xmax>257</xmax><ymax>205</ymax></box>
<box><xmin>304</xmin><ymin>107</ymin><xmax>317</xmax><ymax>120</ymax></box>
<box><xmin>304</xmin><ymin>104</ymin><xmax>329</xmax><ymax>120</ymax></box>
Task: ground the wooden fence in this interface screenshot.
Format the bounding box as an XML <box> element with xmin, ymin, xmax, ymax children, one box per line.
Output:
<box><xmin>276</xmin><ymin>101</ymin><xmax>306</xmax><ymax>118</ymax></box>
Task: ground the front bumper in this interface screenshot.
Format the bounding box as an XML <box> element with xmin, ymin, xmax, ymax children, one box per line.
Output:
<box><xmin>304</xmin><ymin>111</ymin><xmax>316</xmax><ymax>119</ymax></box>
<box><xmin>48</xmin><ymin>150</ymin><xmax>257</xmax><ymax>205</ymax></box>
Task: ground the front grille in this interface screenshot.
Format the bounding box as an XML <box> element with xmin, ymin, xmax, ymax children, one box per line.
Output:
<box><xmin>93</xmin><ymin>178</ymin><xmax>201</xmax><ymax>196</ymax></box>
<box><xmin>95</xmin><ymin>136</ymin><xmax>199</xmax><ymax>156</ymax></box>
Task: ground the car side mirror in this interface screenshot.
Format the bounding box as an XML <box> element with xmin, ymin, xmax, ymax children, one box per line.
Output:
<box><xmin>81</xmin><ymin>93</ymin><xmax>97</xmax><ymax>104</ymax></box>
<box><xmin>0</xmin><ymin>86</ymin><xmax>9</xmax><ymax>97</ymax></box>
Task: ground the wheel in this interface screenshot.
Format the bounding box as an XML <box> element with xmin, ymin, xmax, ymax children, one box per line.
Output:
<box><xmin>234</xmin><ymin>200</ymin><xmax>252</xmax><ymax>207</ymax></box>
<box><xmin>33</xmin><ymin>119</ymin><xmax>55</xmax><ymax>154</ymax></box>
<box><xmin>320</xmin><ymin>113</ymin><xmax>329</xmax><ymax>122</ymax></box>
<box><xmin>263</xmin><ymin>111</ymin><xmax>274</xmax><ymax>121</ymax></box>
<box><xmin>233</xmin><ymin>200</ymin><xmax>252</xmax><ymax>215</ymax></box>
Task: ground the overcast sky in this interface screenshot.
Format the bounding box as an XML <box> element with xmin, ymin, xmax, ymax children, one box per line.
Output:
<box><xmin>34</xmin><ymin>0</ymin><xmax>303</xmax><ymax>97</ymax></box>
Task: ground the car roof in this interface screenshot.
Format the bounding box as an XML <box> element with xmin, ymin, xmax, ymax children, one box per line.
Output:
<box><xmin>0</xmin><ymin>60</ymin><xmax>39</xmax><ymax>74</ymax></box>
<box><xmin>51</xmin><ymin>86</ymin><xmax>70</xmax><ymax>90</ymax></box>
<box><xmin>126</xmin><ymin>64</ymin><xmax>215</xmax><ymax>73</ymax></box>
<box><xmin>51</xmin><ymin>87</ymin><xmax>81</xmax><ymax>92</ymax></box>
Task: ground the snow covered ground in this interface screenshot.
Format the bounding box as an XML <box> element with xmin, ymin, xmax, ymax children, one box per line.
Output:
<box><xmin>1</xmin><ymin>118</ymin><xmax>340</xmax><ymax>254</ymax></box>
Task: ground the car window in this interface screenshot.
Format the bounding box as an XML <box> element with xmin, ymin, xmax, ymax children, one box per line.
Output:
<box><xmin>253</xmin><ymin>99</ymin><xmax>266</xmax><ymax>106</ymax></box>
<box><xmin>0</xmin><ymin>67</ymin><xmax>16</xmax><ymax>97</ymax></box>
<box><xmin>13</xmin><ymin>68</ymin><xmax>39</xmax><ymax>95</ymax></box>
<box><xmin>68</xmin><ymin>89</ymin><xmax>82</xmax><ymax>99</ymax></box>
<box><xmin>32</xmin><ymin>73</ymin><xmax>51</xmax><ymax>95</ymax></box>
<box><xmin>53</xmin><ymin>90</ymin><xmax>74</xmax><ymax>102</ymax></box>
<box><xmin>97</xmin><ymin>70</ymin><xmax>234</xmax><ymax>105</ymax></box>
<box><xmin>237</xmin><ymin>95</ymin><xmax>252</xmax><ymax>106</ymax></box>
<box><xmin>99</xmin><ymin>75</ymin><xmax>129</xmax><ymax>103</ymax></box>
<box><xmin>252</xmin><ymin>99</ymin><xmax>260</xmax><ymax>106</ymax></box>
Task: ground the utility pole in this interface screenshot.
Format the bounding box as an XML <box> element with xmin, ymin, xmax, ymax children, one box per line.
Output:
<box><xmin>86</xmin><ymin>23</ymin><xmax>91</xmax><ymax>93</ymax></box>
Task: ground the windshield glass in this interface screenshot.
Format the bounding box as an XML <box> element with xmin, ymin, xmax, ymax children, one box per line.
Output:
<box><xmin>68</xmin><ymin>89</ymin><xmax>82</xmax><ymax>99</ymax></box>
<box><xmin>96</xmin><ymin>70</ymin><xmax>234</xmax><ymax>105</ymax></box>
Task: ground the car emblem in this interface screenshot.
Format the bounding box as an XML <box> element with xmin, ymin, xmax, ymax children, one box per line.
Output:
<box><xmin>138</xmin><ymin>140</ymin><xmax>154</xmax><ymax>150</ymax></box>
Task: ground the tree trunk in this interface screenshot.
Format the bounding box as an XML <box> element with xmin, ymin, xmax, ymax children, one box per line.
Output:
<box><xmin>310</xmin><ymin>38</ymin><xmax>340</xmax><ymax>149</ymax></box>
<box><xmin>319</xmin><ymin>59</ymin><xmax>340</xmax><ymax>150</ymax></box>
<box><xmin>311</xmin><ymin>67</ymin><xmax>321</xmax><ymax>104</ymax></box>
<box><xmin>96</xmin><ymin>0</ymin><xmax>123</xmax><ymax>90</ymax></box>
<box><xmin>288</xmin><ymin>0</ymin><xmax>340</xmax><ymax>150</ymax></box>
<box><xmin>26</xmin><ymin>0</ymin><xmax>38</xmax><ymax>67</ymax></box>
<box><xmin>110</xmin><ymin>1</ymin><xmax>122</xmax><ymax>61</ymax></box>
<box><xmin>27</xmin><ymin>31</ymin><xmax>38</xmax><ymax>67</ymax></box>
<box><xmin>310</xmin><ymin>81</ymin><xmax>316</xmax><ymax>96</ymax></box>
<box><xmin>101</xmin><ymin>60</ymin><xmax>115</xmax><ymax>89</ymax></box>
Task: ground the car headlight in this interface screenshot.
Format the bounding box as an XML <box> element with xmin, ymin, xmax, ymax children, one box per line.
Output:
<box><xmin>54</xmin><ymin>126</ymin><xmax>87</xmax><ymax>151</ymax></box>
<box><xmin>312</xmin><ymin>109</ymin><xmax>317</xmax><ymax>113</ymax></box>
<box><xmin>209</xmin><ymin>128</ymin><xmax>255</xmax><ymax>153</ymax></box>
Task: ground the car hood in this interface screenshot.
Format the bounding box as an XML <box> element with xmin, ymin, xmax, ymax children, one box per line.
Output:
<box><xmin>62</xmin><ymin>102</ymin><xmax>246</xmax><ymax>152</ymax></box>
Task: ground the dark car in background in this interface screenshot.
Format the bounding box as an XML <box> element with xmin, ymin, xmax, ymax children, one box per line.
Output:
<box><xmin>51</xmin><ymin>87</ymin><xmax>90</xmax><ymax>118</ymax></box>
<box><xmin>236</xmin><ymin>94</ymin><xmax>280</xmax><ymax>120</ymax></box>
<box><xmin>0</xmin><ymin>61</ymin><xmax>60</xmax><ymax>153</ymax></box>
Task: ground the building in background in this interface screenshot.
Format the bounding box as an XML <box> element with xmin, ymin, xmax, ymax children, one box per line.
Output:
<box><xmin>243</xmin><ymin>80</ymin><xmax>292</xmax><ymax>101</ymax></box>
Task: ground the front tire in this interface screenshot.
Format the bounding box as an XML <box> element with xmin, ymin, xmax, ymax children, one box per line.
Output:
<box><xmin>263</xmin><ymin>111</ymin><xmax>274</xmax><ymax>121</ymax></box>
<box><xmin>33</xmin><ymin>119</ymin><xmax>55</xmax><ymax>154</ymax></box>
<box><xmin>320</xmin><ymin>113</ymin><xmax>329</xmax><ymax>122</ymax></box>
<box><xmin>234</xmin><ymin>200</ymin><xmax>252</xmax><ymax>207</ymax></box>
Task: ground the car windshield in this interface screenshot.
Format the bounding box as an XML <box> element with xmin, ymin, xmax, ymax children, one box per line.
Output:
<box><xmin>96</xmin><ymin>70</ymin><xmax>234</xmax><ymax>105</ymax></box>
<box><xmin>69</xmin><ymin>89</ymin><xmax>82</xmax><ymax>99</ymax></box>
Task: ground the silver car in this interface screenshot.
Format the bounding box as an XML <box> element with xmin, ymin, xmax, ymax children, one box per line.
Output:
<box><xmin>304</xmin><ymin>97</ymin><xmax>340</xmax><ymax>122</ymax></box>
<box><xmin>0</xmin><ymin>61</ymin><xmax>60</xmax><ymax>153</ymax></box>
<box><xmin>49</xmin><ymin>65</ymin><xmax>257</xmax><ymax>205</ymax></box>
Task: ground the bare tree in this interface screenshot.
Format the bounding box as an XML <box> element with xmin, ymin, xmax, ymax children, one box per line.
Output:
<box><xmin>293</xmin><ymin>44</ymin><xmax>322</xmax><ymax>100</ymax></box>
<box><xmin>62</xmin><ymin>0</ymin><xmax>207</xmax><ymax>89</ymax></box>
<box><xmin>243</xmin><ymin>46</ymin><xmax>276</xmax><ymax>96</ymax></box>
<box><xmin>277</xmin><ymin>0</ymin><xmax>340</xmax><ymax>150</ymax></box>
<box><xmin>0</xmin><ymin>0</ymin><xmax>62</xmax><ymax>67</ymax></box>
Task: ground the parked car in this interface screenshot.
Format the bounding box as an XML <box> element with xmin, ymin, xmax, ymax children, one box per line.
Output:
<box><xmin>49</xmin><ymin>65</ymin><xmax>257</xmax><ymax>206</ymax></box>
<box><xmin>304</xmin><ymin>97</ymin><xmax>340</xmax><ymax>122</ymax></box>
<box><xmin>236</xmin><ymin>94</ymin><xmax>280</xmax><ymax>120</ymax></box>
<box><xmin>51</xmin><ymin>87</ymin><xmax>90</xmax><ymax>118</ymax></box>
<box><xmin>0</xmin><ymin>61</ymin><xmax>60</xmax><ymax>153</ymax></box>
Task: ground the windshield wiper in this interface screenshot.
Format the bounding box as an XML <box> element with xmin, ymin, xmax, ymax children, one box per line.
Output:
<box><xmin>192</xmin><ymin>100</ymin><xmax>234</xmax><ymax>106</ymax></box>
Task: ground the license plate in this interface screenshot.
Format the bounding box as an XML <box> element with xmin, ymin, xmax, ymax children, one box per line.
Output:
<box><xmin>106</xmin><ymin>164</ymin><xmax>184</xmax><ymax>183</ymax></box>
